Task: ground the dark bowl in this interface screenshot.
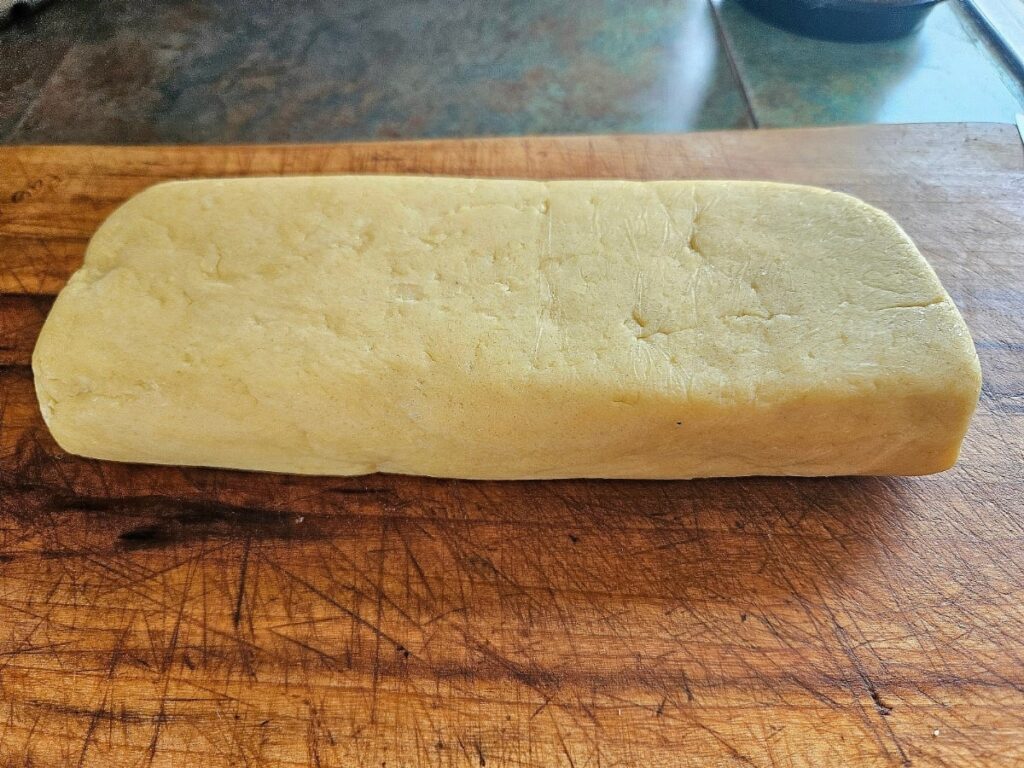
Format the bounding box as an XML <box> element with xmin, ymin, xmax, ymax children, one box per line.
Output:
<box><xmin>737</xmin><ymin>0</ymin><xmax>945</xmax><ymax>42</ymax></box>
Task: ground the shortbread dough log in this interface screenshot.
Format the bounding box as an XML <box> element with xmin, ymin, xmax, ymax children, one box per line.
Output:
<box><xmin>32</xmin><ymin>176</ymin><xmax>981</xmax><ymax>478</ymax></box>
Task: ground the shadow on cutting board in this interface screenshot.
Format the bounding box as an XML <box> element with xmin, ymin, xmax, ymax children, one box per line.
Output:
<box><xmin>1</xmin><ymin>410</ymin><xmax>913</xmax><ymax>603</ymax></box>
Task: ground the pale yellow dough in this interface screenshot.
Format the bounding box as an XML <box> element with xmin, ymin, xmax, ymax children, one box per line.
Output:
<box><xmin>32</xmin><ymin>176</ymin><xmax>981</xmax><ymax>478</ymax></box>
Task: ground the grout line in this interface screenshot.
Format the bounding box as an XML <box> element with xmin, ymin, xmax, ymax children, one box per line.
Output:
<box><xmin>707</xmin><ymin>0</ymin><xmax>760</xmax><ymax>128</ymax></box>
<box><xmin>958</xmin><ymin>0</ymin><xmax>1024</xmax><ymax>99</ymax></box>
<box><xmin>2</xmin><ymin>1</ymin><xmax>99</xmax><ymax>144</ymax></box>
<box><xmin>5</xmin><ymin>46</ymin><xmax>75</xmax><ymax>142</ymax></box>
<box><xmin>3</xmin><ymin>1</ymin><xmax>89</xmax><ymax>144</ymax></box>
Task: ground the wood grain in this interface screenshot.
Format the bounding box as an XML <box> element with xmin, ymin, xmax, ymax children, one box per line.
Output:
<box><xmin>0</xmin><ymin>124</ymin><xmax>1022</xmax><ymax>767</ymax></box>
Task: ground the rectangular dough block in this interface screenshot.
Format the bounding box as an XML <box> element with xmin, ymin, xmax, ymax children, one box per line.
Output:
<box><xmin>32</xmin><ymin>176</ymin><xmax>981</xmax><ymax>479</ymax></box>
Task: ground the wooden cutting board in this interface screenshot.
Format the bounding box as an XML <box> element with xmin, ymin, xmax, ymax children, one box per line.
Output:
<box><xmin>1</xmin><ymin>124</ymin><xmax>1022</xmax><ymax>768</ymax></box>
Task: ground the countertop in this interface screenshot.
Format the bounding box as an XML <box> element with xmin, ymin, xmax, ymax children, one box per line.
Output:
<box><xmin>1</xmin><ymin>0</ymin><xmax>1022</xmax><ymax>143</ymax></box>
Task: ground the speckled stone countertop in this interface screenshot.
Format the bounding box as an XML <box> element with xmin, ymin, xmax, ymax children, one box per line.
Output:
<box><xmin>0</xmin><ymin>0</ymin><xmax>1021</xmax><ymax>143</ymax></box>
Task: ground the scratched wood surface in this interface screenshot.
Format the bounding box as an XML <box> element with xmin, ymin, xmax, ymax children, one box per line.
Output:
<box><xmin>0</xmin><ymin>124</ymin><xmax>1022</xmax><ymax>767</ymax></box>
